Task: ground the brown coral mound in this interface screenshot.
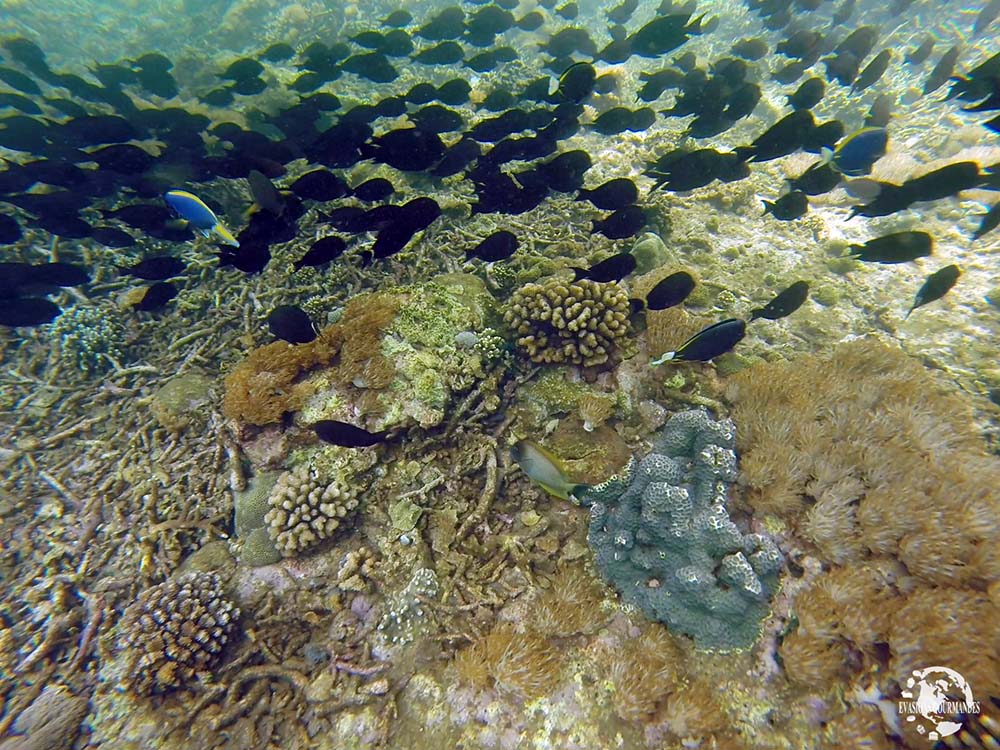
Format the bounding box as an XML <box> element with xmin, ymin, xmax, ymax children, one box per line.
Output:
<box><xmin>504</xmin><ymin>277</ymin><xmax>631</xmax><ymax>366</ymax></box>
<box><xmin>596</xmin><ymin>625</ymin><xmax>684</xmax><ymax>722</ymax></box>
<box><xmin>119</xmin><ymin>572</ymin><xmax>239</xmax><ymax>696</ymax></box>
<box><xmin>726</xmin><ymin>339</ymin><xmax>999</xmax><ymax>583</ymax></box>
<box><xmin>453</xmin><ymin>624</ymin><xmax>562</xmax><ymax>700</ymax></box>
<box><xmin>223</xmin><ymin>293</ymin><xmax>399</xmax><ymax>426</ymax></box>
<box><xmin>533</xmin><ymin>567</ymin><xmax>609</xmax><ymax>638</ymax></box>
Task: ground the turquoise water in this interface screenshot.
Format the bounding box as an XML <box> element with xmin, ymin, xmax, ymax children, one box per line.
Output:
<box><xmin>1</xmin><ymin>0</ymin><xmax>998</xmax><ymax>748</ymax></box>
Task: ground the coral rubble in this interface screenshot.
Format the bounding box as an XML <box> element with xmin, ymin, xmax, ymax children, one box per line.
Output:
<box><xmin>580</xmin><ymin>409</ymin><xmax>782</xmax><ymax>650</ymax></box>
<box><xmin>118</xmin><ymin>572</ymin><xmax>239</xmax><ymax>696</ymax></box>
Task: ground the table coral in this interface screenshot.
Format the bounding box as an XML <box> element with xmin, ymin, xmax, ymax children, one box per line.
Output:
<box><xmin>580</xmin><ymin>409</ymin><xmax>783</xmax><ymax>651</ymax></box>
<box><xmin>504</xmin><ymin>277</ymin><xmax>632</xmax><ymax>367</ymax></box>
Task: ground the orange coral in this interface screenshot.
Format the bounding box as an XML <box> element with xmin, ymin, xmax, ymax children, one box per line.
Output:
<box><xmin>452</xmin><ymin>624</ymin><xmax>562</xmax><ymax>700</ymax></box>
<box><xmin>222</xmin><ymin>293</ymin><xmax>400</xmax><ymax>426</ymax></box>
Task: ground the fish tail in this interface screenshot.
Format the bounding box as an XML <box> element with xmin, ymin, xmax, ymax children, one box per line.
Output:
<box><xmin>571</xmin><ymin>266</ymin><xmax>587</xmax><ymax>281</ymax></box>
<box><xmin>761</xmin><ymin>200</ymin><xmax>774</xmax><ymax>214</ymax></box>
<box><xmin>214</xmin><ymin>223</ymin><xmax>240</xmax><ymax>247</ymax></box>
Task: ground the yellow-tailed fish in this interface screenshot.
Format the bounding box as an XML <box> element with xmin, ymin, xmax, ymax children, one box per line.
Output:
<box><xmin>164</xmin><ymin>189</ymin><xmax>239</xmax><ymax>246</ymax></box>
<box><xmin>511</xmin><ymin>439</ymin><xmax>587</xmax><ymax>501</ymax></box>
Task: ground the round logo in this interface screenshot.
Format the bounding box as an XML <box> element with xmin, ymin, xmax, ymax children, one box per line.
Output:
<box><xmin>898</xmin><ymin>666</ymin><xmax>981</xmax><ymax>741</ymax></box>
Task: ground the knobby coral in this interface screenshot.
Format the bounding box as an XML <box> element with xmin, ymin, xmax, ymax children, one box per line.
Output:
<box><xmin>581</xmin><ymin>409</ymin><xmax>782</xmax><ymax>650</ymax></box>
<box><xmin>118</xmin><ymin>572</ymin><xmax>239</xmax><ymax>696</ymax></box>
<box><xmin>504</xmin><ymin>277</ymin><xmax>631</xmax><ymax>367</ymax></box>
<box><xmin>264</xmin><ymin>463</ymin><xmax>360</xmax><ymax>557</ymax></box>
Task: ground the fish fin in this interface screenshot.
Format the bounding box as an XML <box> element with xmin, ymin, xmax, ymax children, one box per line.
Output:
<box><xmin>649</xmin><ymin>351</ymin><xmax>676</xmax><ymax>366</ymax></box>
<box><xmin>214</xmin><ymin>224</ymin><xmax>240</xmax><ymax>247</ymax></box>
<box><xmin>819</xmin><ymin>146</ymin><xmax>834</xmax><ymax>166</ymax></box>
<box><xmin>762</xmin><ymin>200</ymin><xmax>775</xmax><ymax>214</ymax></box>
<box><xmin>904</xmin><ymin>305</ymin><xmax>915</xmax><ymax>319</ymax></box>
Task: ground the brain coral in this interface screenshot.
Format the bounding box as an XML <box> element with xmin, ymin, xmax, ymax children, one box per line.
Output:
<box><xmin>580</xmin><ymin>409</ymin><xmax>782</xmax><ymax>650</ymax></box>
<box><xmin>504</xmin><ymin>277</ymin><xmax>631</xmax><ymax>366</ymax></box>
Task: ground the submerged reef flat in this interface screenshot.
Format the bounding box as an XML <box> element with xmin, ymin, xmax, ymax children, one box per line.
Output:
<box><xmin>1</xmin><ymin>0</ymin><xmax>999</xmax><ymax>748</ymax></box>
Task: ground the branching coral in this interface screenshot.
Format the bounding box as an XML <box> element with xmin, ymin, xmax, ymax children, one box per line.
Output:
<box><xmin>264</xmin><ymin>463</ymin><xmax>360</xmax><ymax>557</ymax></box>
<box><xmin>504</xmin><ymin>277</ymin><xmax>631</xmax><ymax>366</ymax></box>
<box><xmin>118</xmin><ymin>572</ymin><xmax>239</xmax><ymax>696</ymax></box>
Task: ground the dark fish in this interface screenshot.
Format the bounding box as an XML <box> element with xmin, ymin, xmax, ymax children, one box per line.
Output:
<box><xmin>591</xmin><ymin>206</ymin><xmax>647</xmax><ymax>240</ymax></box>
<box><xmin>220</xmin><ymin>57</ymin><xmax>264</xmax><ymax>81</ymax></box>
<box><xmin>973</xmin><ymin>202</ymin><xmax>1000</xmax><ymax>240</ymax></box>
<box><xmin>852</xmin><ymin>50</ymin><xmax>892</xmax><ymax>93</ymax></box>
<box><xmin>591</xmin><ymin>106</ymin><xmax>647</xmax><ymax>135</ymax></box>
<box><xmin>352</xmin><ymin>178</ymin><xmax>394</xmax><ymax>202</ymax></box>
<box><xmin>118</xmin><ymin>256</ymin><xmax>185</xmax><ymax>280</ymax></box>
<box><xmin>261</xmin><ymin>43</ymin><xmax>295</xmax><ymax>62</ymax></box>
<box><xmin>749</xmin><ymin>281</ymin><xmax>809</xmax><ymax>321</ymax></box>
<box><xmin>268</xmin><ymin>304</ymin><xmax>317</xmax><ymax>344</ymax></box>
<box><xmin>775</xmin><ymin>29</ymin><xmax>821</xmax><ymax>60</ymax></box>
<box><xmin>571</xmin><ymin>251</ymin><xmax>637</xmax><ymax>282</ymax></box>
<box><xmin>91</xmin><ymin>226</ymin><xmax>136</xmax><ymax>248</ymax></box>
<box><xmin>906</xmin><ymin>265</ymin><xmax>960</xmax><ymax>318</ymax></box>
<box><xmin>382</xmin><ymin>10</ymin><xmax>413</xmax><ymax>27</ymax></box>
<box><xmin>312</xmin><ymin>419</ymin><xmax>388</xmax><ymax>447</ymax></box>
<box><xmin>637</xmin><ymin>68</ymin><xmax>684</xmax><ymax>101</ymax></box>
<box><xmin>363</xmin><ymin>128</ymin><xmax>445</xmax><ymax>171</ymax></box>
<box><xmin>516</xmin><ymin>11</ymin><xmax>545</xmax><ymax>31</ymax></box>
<box><xmin>905</xmin><ymin>36</ymin><xmax>934</xmax><ymax>66</ymax></box>
<box><xmin>406</xmin><ymin>82</ymin><xmax>437</xmax><ymax>104</ymax></box>
<box><xmin>133</xmin><ymin>281</ymin><xmax>178</xmax><ymax>311</ymax></box>
<box><xmin>467</xmin><ymin>230</ymin><xmax>518</xmax><ymax>262</ymax></box>
<box><xmin>59</xmin><ymin>114</ymin><xmax>137</xmax><ymax>146</ymax></box>
<box><xmin>247</xmin><ymin>170</ymin><xmax>284</xmax><ymax>216</ymax></box>
<box><xmin>432</xmin><ymin>137</ymin><xmax>481</xmax><ymax>177</ymax></box>
<box><xmin>835</xmin><ymin>25</ymin><xmax>879</xmax><ymax>61</ymax></box>
<box><xmin>803</xmin><ymin>120</ymin><xmax>845</xmax><ymax>153</ymax></box>
<box><xmin>645</xmin><ymin>271</ymin><xmax>695</xmax><ymax>310</ymax></box>
<box><xmin>0</xmin><ymin>297</ymin><xmax>61</xmax><ymax>327</ymax></box>
<box><xmin>865</xmin><ymin>94</ymin><xmax>893</xmax><ymax>128</ymax></box>
<box><xmin>628</xmin><ymin>13</ymin><xmax>704</xmax><ymax>59</ymax></box>
<box><xmin>849</xmin><ymin>231</ymin><xmax>932</xmax><ymax>263</ymax></box>
<box><xmin>651</xmin><ymin>318</ymin><xmax>746</xmax><ymax>363</ymax></box>
<box><xmin>557</xmin><ymin>2</ymin><xmax>579</xmax><ymax>19</ymax></box>
<box><xmin>831</xmin><ymin>0</ymin><xmax>856</xmax><ymax>26</ymax></box>
<box><xmin>763</xmin><ymin>191</ymin><xmax>808</xmax><ymax>220</ymax></box>
<box><xmin>924</xmin><ymin>46</ymin><xmax>961</xmax><ymax>95</ymax></box>
<box><xmin>289</xmin><ymin>170</ymin><xmax>349</xmax><ymax>201</ymax></box>
<box><xmin>436</xmin><ymin>78</ymin><xmax>472</xmax><ymax>105</ymax></box>
<box><xmin>903</xmin><ymin>161</ymin><xmax>980</xmax><ymax>203</ymax></box>
<box><xmin>480</xmin><ymin>89</ymin><xmax>517</xmax><ymax>112</ymax></box>
<box><xmin>736</xmin><ymin>109</ymin><xmax>815</xmax><ymax>162</ymax></box>
<box><xmin>412</xmin><ymin>41</ymin><xmax>464</xmax><ymax>65</ymax></box>
<box><xmin>0</xmin><ymin>92</ymin><xmax>42</xmax><ymax>115</ymax></box>
<box><xmin>822</xmin><ymin>52</ymin><xmax>860</xmax><ymax>86</ymax></box>
<box><xmin>0</xmin><ymin>66</ymin><xmax>41</xmax><ymax>95</ymax></box>
<box><xmin>409</xmin><ymin>104</ymin><xmax>464</xmax><ymax>133</ymax></box>
<box><xmin>608</xmin><ymin>0</ymin><xmax>639</xmax><ymax>23</ymax></box>
<box><xmin>232</xmin><ymin>76</ymin><xmax>267</xmax><ymax>96</ymax></box>
<box><xmin>23</xmin><ymin>262</ymin><xmax>89</xmax><ymax>287</ymax></box>
<box><xmin>294</xmin><ymin>236</ymin><xmax>347</xmax><ymax>270</ymax></box>
<box><xmin>0</xmin><ymin>214</ymin><xmax>23</xmax><ymax>245</ymax></box>
<box><xmin>201</xmin><ymin>87</ymin><xmax>235</xmax><ymax>106</ymax></box>
<box><xmin>848</xmin><ymin>181</ymin><xmax>914</xmax><ymax>218</ymax></box>
<box><xmin>554</xmin><ymin>61</ymin><xmax>596</xmax><ymax>104</ymax></box>
<box><xmin>787</xmin><ymin>77</ymin><xmax>825</xmax><ymax>110</ymax></box>
<box><xmin>416</xmin><ymin>6</ymin><xmax>465</xmax><ymax>41</ymax></box>
<box><xmin>731</xmin><ymin>37</ymin><xmax>768</xmax><ymax>61</ymax></box>
<box><xmin>773</xmin><ymin>61</ymin><xmax>807</xmax><ymax>84</ymax></box>
<box><xmin>86</xmin><ymin>143</ymin><xmax>155</xmax><ymax>174</ymax></box>
<box><xmin>341</xmin><ymin>53</ymin><xmax>398</xmax><ymax>83</ymax></box>
<box><xmin>576</xmin><ymin>178</ymin><xmax>639</xmax><ymax>210</ymax></box>
<box><xmin>218</xmin><ymin>243</ymin><xmax>271</xmax><ymax>275</ymax></box>
<box><xmin>788</xmin><ymin>161</ymin><xmax>841</xmax><ymax>195</ymax></box>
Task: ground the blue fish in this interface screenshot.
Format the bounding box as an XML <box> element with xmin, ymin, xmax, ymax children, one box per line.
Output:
<box><xmin>822</xmin><ymin>127</ymin><xmax>887</xmax><ymax>177</ymax></box>
<box><xmin>164</xmin><ymin>189</ymin><xmax>239</xmax><ymax>246</ymax></box>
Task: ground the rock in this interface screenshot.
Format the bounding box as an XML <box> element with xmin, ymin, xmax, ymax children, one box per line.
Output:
<box><xmin>630</xmin><ymin>232</ymin><xmax>670</xmax><ymax>275</ymax></box>
<box><xmin>150</xmin><ymin>372</ymin><xmax>214</xmax><ymax>433</ymax></box>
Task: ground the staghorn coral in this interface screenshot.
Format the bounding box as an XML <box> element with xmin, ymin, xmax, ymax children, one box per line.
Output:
<box><xmin>580</xmin><ymin>409</ymin><xmax>783</xmax><ymax>650</ymax></box>
<box><xmin>264</xmin><ymin>463</ymin><xmax>360</xmax><ymax>557</ymax></box>
<box><xmin>504</xmin><ymin>277</ymin><xmax>631</xmax><ymax>367</ymax></box>
<box><xmin>453</xmin><ymin>623</ymin><xmax>562</xmax><ymax>700</ymax></box>
<box><xmin>118</xmin><ymin>572</ymin><xmax>239</xmax><ymax>696</ymax></box>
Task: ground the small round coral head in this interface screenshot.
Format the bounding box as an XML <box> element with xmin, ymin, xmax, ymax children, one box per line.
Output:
<box><xmin>511</xmin><ymin>439</ymin><xmax>588</xmax><ymax>502</ymax></box>
<box><xmin>164</xmin><ymin>189</ymin><xmax>239</xmax><ymax>247</ymax></box>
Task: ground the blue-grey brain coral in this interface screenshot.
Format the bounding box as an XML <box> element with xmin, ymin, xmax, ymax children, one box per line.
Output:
<box><xmin>580</xmin><ymin>409</ymin><xmax>782</xmax><ymax>650</ymax></box>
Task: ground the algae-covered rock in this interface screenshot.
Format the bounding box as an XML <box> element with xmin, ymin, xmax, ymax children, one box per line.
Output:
<box><xmin>389</xmin><ymin>497</ymin><xmax>423</xmax><ymax>532</ymax></box>
<box><xmin>233</xmin><ymin>471</ymin><xmax>279</xmax><ymax>539</ymax></box>
<box><xmin>240</xmin><ymin>527</ymin><xmax>282</xmax><ymax>567</ymax></box>
<box><xmin>630</xmin><ymin>232</ymin><xmax>670</xmax><ymax>275</ymax></box>
<box><xmin>150</xmin><ymin>372</ymin><xmax>214</xmax><ymax>433</ymax></box>
<box><xmin>178</xmin><ymin>540</ymin><xmax>236</xmax><ymax>578</ymax></box>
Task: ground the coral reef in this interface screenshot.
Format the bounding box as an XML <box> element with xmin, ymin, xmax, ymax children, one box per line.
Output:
<box><xmin>453</xmin><ymin>623</ymin><xmax>563</xmax><ymax>700</ymax></box>
<box><xmin>504</xmin><ymin>277</ymin><xmax>632</xmax><ymax>367</ymax></box>
<box><xmin>50</xmin><ymin>304</ymin><xmax>127</xmax><ymax>375</ymax></box>
<box><xmin>264</xmin><ymin>463</ymin><xmax>360</xmax><ymax>557</ymax></box>
<box><xmin>118</xmin><ymin>572</ymin><xmax>239</xmax><ymax>696</ymax></box>
<box><xmin>580</xmin><ymin>409</ymin><xmax>783</xmax><ymax>650</ymax></box>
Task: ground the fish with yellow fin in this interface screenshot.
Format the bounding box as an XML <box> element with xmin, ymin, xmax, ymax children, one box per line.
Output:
<box><xmin>164</xmin><ymin>189</ymin><xmax>239</xmax><ymax>246</ymax></box>
<box><xmin>511</xmin><ymin>439</ymin><xmax>588</xmax><ymax>501</ymax></box>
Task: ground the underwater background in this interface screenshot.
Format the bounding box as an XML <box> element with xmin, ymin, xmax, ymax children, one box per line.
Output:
<box><xmin>0</xmin><ymin>0</ymin><xmax>998</xmax><ymax>748</ymax></box>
